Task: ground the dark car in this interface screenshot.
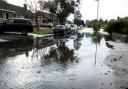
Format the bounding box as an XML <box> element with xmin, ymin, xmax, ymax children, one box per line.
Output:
<box><xmin>0</xmin><ymin>18</ymin><xmax>33</xmax><ymax>35</ymax></box>
<box><xmin>53</xmin><ymin>25</ymin><xmax>71</xmax><ymax>35</ymax></box>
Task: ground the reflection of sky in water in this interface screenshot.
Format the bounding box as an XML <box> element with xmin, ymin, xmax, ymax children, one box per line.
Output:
<box><xmin>0</xmin><ymin>28</ymin><xmax>116</xmax><ymax>89</ymax></box>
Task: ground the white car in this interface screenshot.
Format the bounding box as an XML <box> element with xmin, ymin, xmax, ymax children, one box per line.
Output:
<box><xmin>40</xmin><ymin>22</ymin><xmax>53</xmax><ymax>27</ymax></box>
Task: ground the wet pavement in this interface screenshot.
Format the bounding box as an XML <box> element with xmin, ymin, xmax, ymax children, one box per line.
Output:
<box><xmin>0</xmin><ymin>28</ymin><xmax>128</xmax><ymax>89</ymax></box>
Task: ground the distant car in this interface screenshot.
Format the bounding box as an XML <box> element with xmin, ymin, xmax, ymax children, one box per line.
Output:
<box><xmin>53</xmin><ymin>25</ymin><xmax>71</xmax><ymax>35</ymax></box>
<box><xmin>40</xmin><ymin>22</ymin><xmax>53</xmax><ymax>28</ymax></box>
<box><xmin>0</xmin><ymin>18</ymin><xmax>33</xmax><ymax>35</ymax></box>
<box><xmin>70</xmin><ymin>24</ymin><xmax>78</xmax><ymax>34</ymax></box>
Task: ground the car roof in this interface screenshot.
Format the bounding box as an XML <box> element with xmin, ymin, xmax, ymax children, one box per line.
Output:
<box><xmin>9</xmin><ymin>18</ymin><xmax>29</xmax><ymax>21</ymax></box>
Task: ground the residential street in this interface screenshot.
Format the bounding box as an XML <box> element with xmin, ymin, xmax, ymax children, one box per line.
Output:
<box><xmin>0</xmin><ymin>28</ymin><xmax>128</xmax><ymax>89</ymax></box>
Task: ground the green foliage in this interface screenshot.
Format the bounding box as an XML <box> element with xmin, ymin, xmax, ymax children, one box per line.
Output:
<box><xmin>33</xmin><ymin>28</ymin><xmax>52</xmax><ymax>35</ymax></box>
<box><xmin>105</xmin><ymin>18</ymin><xmax>128</xmax><ymax>35</ymax></box>
<box><xmin>39</xmin><ymin>0</ymin><xmax>75</xmax><ymax>23</ymax></box>
<box><xmin>86</xmin><ymin>20</ymin><xmax>101</xmax><ymax>32</ymax></box>
<box><xmin>74</xmin><ymin>19</ymin><xmax>85</xmax><ymax>26</ymax></box>
<box><xmin>92</xmin><ymin>21</ymin><xmax>101</xmax><ymax>32</ymax></box>
<box><xmin>91</xmin><ymin>32</ymin><xmax>102</xmax><ymax>44</ymax></box>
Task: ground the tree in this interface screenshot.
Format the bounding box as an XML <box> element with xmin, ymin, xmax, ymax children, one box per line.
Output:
<box><xmin>0</xmin><ymin>0</ymin><xmax>6</xmax><ymax>3</ymax></box>
<box><xmin>25</xmin><ymin>0</ymin><xmax>42</xmax><ymax>31</ymax></box>
<box><xmin>0</xmin><ymin>0</ymin><xmax>7</xmax><ymax>8</ymax></box>
<box><xmin>39</xmin><ymin>0</ymin><xmax>76</xmax><ymax>23</ymax></box>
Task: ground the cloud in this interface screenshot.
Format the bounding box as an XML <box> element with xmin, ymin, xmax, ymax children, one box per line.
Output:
<box><xmin>80</xmin><ymin>0</ymin><xmax>128</xmax><ymax>20</ymax></box>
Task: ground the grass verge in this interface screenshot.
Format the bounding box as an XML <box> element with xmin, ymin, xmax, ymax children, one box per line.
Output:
<box><xmin>33</xmin><ymin>28</ymin><xmax>53</xmax><ymax>35</ymax></box>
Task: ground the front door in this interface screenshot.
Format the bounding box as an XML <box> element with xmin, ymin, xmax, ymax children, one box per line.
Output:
<box><xmin>6</xmin><ymin>13</ymin><xmax>9</xmax><ymax>19</ymax></box>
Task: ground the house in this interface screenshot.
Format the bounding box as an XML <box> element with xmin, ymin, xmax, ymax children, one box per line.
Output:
<box><xmin>37</xmin><ymin>11</ymin><xmax>57</xmax><ymax>25</ymax></box>
<box><xmin>0</xmin><ymin>1</ymin><xmax>57</xmax><ymax>25</ymax></box>
<box><xmin>0</xmin><ymin>1</ymin><xmax>31</xmax><ymax>22</ymax></box>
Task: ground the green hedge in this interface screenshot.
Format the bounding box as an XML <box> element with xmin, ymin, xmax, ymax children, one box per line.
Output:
<box><xmin>105</xmin><ymin>18</ymin><xmax>128</xmax><ymax>35</ymax></box>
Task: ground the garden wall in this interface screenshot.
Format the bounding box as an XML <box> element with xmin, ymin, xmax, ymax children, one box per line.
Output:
<box><xmin>112</xmin><ymin>33</ymin><xmax>128</xmax><ymax>42</ymax></box>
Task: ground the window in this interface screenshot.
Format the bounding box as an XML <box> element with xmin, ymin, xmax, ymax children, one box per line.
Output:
<box><xmin>5</xmin><ymin>19</ymin><xmax>14</xmax><ymax>24</ymax></box>
<box><xmin>0</xmin><ymin>12</ymin><xmax>3</xmax><ymax>18</ymax></box>
<box><xmin>6</xmin><ymin>13</ymin><xmax>9</xmax><ymax>19</ymax></box>
<box><xmin>14</xmin><ymin>19</ymin><xmax>30</xmax><ymax>24</ymax></box>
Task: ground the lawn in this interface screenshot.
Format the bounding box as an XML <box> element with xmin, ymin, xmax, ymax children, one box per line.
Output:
<box><xmin>33</xmin><ymin>28</ymin><xmax>53</xmax><ymax>35</ymax></box>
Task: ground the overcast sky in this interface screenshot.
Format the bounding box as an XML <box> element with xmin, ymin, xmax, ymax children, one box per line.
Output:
<box><xmin>6</xmin><ymin>0</ymin><xmax>128</xmax><ymax>20</ymax></box>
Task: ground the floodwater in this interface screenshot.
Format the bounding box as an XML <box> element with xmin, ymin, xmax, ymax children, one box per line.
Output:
<box><xmin>0</xmin><ymin>28</ymin><xmax>117</xmax><ymax>89</ymax></box>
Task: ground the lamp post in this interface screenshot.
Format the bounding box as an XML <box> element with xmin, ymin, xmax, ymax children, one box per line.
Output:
<box><xmin>94</xmin><ymin>0</ymin><xmax>99</xmax><ymax>65</ymax></box>
<box><xmin>96</xmin><ymin>0</ymin><xmax>99</xmax><ymax>20</ymax></box>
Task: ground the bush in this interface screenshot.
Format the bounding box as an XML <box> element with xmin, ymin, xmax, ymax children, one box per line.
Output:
<box><xmin>92</xmin><ymin>21</ymin><xmax>101</xmax><ymax>32</ymax></box>
<box><xmin>105</xmin><ymin>18</ymin><xmax>128</xmax><ymax>35</ymax></box>
<box><xmin>86</xmin><ymin>20</ymin><xmax>101</xmax><ymax>32</ymax></box>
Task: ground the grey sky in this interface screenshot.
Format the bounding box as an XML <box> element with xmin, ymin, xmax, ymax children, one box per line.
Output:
<box><xmin>6</xmin><ymin>0</ymin><xmax>128</xmax><ymax>20</ymax></box>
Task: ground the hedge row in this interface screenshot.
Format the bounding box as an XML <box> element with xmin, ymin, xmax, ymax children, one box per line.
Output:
<box><xmin>105</xmin><ymin>18</ymin><xmax>128</xmax><ymax>35</ymax></box>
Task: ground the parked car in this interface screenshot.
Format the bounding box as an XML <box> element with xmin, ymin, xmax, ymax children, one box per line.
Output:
<box><xmin>0</xmin><ymin>18</ymin><xmax>33</xmax><ymax>35</ymax></box>
<box><xmin>53</xmin><ymin>25</ymin><xmax>71</xmax><ymax>35</ymax></box>
<box><xmin>70</xmin><ymin>24</ymin><xmax>78</xmax><ymax>34</ymax></box>
<box><xmin>40</xmin><ymin>22</ymin><xmax>53</xmax><ymax>28</ymax></box>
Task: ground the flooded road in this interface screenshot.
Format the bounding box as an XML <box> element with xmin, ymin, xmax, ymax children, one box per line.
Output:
<box><xmin>0</xmin><ymin>28</ymin><xmax>126</xmax><ymax>89</ymax></box>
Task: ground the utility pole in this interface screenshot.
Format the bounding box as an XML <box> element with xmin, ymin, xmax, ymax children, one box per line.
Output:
<box><xmin>96</xmin><ymin>0</ymin><xmax>99</xmax><ymax>20</ymax></box>
<box><xmin>94</xmin><ymin>0</ymin><xmax>99</xmax><ymax>65</ymax></box>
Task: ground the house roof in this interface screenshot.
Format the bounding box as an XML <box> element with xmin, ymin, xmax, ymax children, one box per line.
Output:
<box><xmin>0</xmin><ymin>1</ymin><xmax>57</xmax><ymax>20</ymax></box>
<box><xmin>0</xmin><ymin>2</ymin><xmax>22</xmax><ymax>14</ymax></box>
<box><xmin>37</xmin><ymin>11</ymin><xmax>57</xmax><ymax>20</ymax></box>
<box><xmin>0</xmin><ymin>1</ymin><xmax>30</xmax><ymax>15</ymax></box>
<box><xmin>43</xmin><ymin>12</ymin><xmax>57</xmax><ymax>19</ymax></box>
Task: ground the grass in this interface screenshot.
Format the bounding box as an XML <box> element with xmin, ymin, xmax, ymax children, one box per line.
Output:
<box><xmin>33</xmin><ymin>27</ymin><xmax>53</xmax><ymax>35</ymax></box>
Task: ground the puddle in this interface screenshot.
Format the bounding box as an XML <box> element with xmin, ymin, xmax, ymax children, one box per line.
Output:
<box><xmin>0</xmin><ymin>28</ymin><xmax>120</xmax><ymax>89</ymax></box>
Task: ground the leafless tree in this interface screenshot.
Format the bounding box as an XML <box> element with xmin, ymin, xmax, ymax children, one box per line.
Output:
<box><xmin>25</xmin><ymin>0</ymin><xmax>42</xmax><ymax>31</ymax></box>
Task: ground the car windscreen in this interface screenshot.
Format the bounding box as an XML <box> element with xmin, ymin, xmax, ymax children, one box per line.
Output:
<box><xmin>14</xmin><ymin>19</ymin><xmax>30</xmax><ymax>24</ymax></box>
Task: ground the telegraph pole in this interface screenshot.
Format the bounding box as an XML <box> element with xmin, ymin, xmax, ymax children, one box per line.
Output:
<box><xmin>94</xmin><ymin>0</ymin><xmax>99</xmax><ymax>65</ymax></box>
<box><xmin>96</xmin><ymin>0</ymin><xmax>99</xmax><ymax>20</ymax></box>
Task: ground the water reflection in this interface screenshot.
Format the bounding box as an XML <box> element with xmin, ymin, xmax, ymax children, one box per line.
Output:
<box><xmin>0</xmin><ymin>37</ymin><xmax>33</xmax><ymax>63</ymax></box>
<box><xmin>43</xmin><ymin>41</ymin><xmax>78</xmax><ymax>61</ymax></box>
<box><xmin>84</xmin><ymin>32</ymin><xmax>103</xmax><ymax>65</ymax></box>
<box><xmin>105</xmin><ymin>42</ymin><xmax>114</xmax><ymax>49</ymax></box>
<box><xmin>0</xmin><ymin>29</ymin><xmax>117</xmax><ymax>89</ymax></box>
<box><xmin>91</xmin><ymin>32</ymin><xmax>103</xmax><ymax>44</ymax></box>
<box><xmin>74</xmin><ymin>33</ymin><xmax>84</xmax><ymax>50</ymax></box>
<box><xmin>92</xmin><ymin>32</ymin><xmax>102</xmax><ymax>65</ymax></box>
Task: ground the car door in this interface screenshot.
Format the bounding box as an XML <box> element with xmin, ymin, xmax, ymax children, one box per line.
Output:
<box><xmin>3</xmin><ymin>19</ymin><xmax>14</xmax><ymax>31</ymax></box>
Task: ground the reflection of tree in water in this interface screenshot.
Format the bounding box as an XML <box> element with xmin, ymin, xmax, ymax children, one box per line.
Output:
<box><xmin>41</xmin><ymin>41</ymin><xmax>79</xmax><ymax>69</ymax></box>
<box><xmin>74</xmin><ymin>33</ymin><xmax>84</xmax><ymax>50</ymax></box>
<box><xmin>91</xmin><ymin>32</ymin><xmax>103</xmax><ymax>65</ymax></box>
<box><xmin>91</xmin><ymin>32</ymin><xmax>102</xmax><ymax>44</ymax></box>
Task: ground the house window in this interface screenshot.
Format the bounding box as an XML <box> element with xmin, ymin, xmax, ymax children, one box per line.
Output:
<box><xmin>0</xmin><ymin>11</ymin><xmax>3</xmax><ymax>18</ymax></box>
<box><xmin>6</xmin><ymin>13</ymin><xmax>9</xmax><ymax>19</ymax></box>
<box><xmin>5</xmin><ymin>19</ymin><xmax>14</xmax><ymax>24</ymax></box>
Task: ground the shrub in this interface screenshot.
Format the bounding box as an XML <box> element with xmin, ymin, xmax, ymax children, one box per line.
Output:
<box><xmin>105</xmin><ymin>18</ymin><xmax>128</xmax><ymax>35</ymax></box>
<box><xmin>92</xmin><ymin>21</ymin><xmax>101</xmax><ymax>32</ymax></box>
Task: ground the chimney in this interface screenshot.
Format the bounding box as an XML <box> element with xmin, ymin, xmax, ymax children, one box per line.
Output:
<box><xmin>23</xmin><ymin>4</ymin><xmax>27</xmax><ymax>10</ymax></box>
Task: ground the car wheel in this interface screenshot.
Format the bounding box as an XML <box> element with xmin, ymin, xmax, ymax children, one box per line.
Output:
<box><xmin>22</xmin><ymin>30</ymin><xmax>28</xmax><ymax>36</ymax></box>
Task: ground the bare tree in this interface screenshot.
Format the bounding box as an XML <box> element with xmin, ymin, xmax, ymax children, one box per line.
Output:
<box><xmin>25</xmin><ymin>0</ymin><xmax>41</xmax><ymax>31</ymax></box>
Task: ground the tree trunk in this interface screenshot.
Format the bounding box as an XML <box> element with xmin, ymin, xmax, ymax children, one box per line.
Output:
<box><xmin>36</xmin><ymin>17</ymin><xmax>39</xmax><ymax>31</ymax></box>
